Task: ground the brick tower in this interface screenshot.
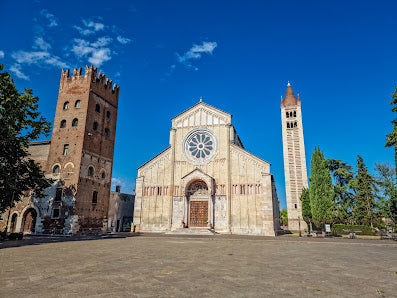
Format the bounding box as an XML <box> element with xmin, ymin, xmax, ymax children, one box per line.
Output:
<box><xmin>280</xmin><ymin>82</ymin><xmax>308</xmax><ymax>232</ymax></box>
<box><xmin>46</xmin><ymin>65</ymin><xmax>119</xmax><ymax>233</ymax></box>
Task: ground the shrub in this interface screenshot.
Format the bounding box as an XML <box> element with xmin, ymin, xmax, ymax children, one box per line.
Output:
<box><xmin>332</xmin><ymin>224</ymin><xmax>376</xmax><ymax>236</ymax></box>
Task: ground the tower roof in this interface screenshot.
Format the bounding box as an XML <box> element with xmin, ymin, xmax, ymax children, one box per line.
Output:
<box><xmin>281</xmin><ymin>82</ymin><xmax>298</xmax><ymax>107</ymax></box>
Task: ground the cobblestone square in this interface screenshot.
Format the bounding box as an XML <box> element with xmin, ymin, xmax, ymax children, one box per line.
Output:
<box><xmin>1</xmin><ymin>234</ymin><xmax>396</xmax><ymax>297</ymax></box>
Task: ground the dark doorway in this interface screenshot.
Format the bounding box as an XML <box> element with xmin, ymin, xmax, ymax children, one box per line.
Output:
<box><xmin>22</xmin><ymin>209</ymin><xmax>37</xmax><ymax>233</ymax></box>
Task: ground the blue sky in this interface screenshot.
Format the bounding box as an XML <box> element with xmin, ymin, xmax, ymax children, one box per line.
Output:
<box><xmin>1</xmin><ymin>1</ymin><xmax>397</xmax><ymax>209</ymax></box>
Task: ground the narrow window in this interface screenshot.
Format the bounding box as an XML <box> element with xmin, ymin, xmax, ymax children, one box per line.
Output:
<box><xmin>63</xmin><ymin>144</ymin><xmax>69</xmax><ymax>156</ymax></box>
<box><xmin>95</xmin><ymin>104</ymin><xmax>100</xmax><ymax>113</ymax></box>
<box><xmin>53</xmin><ymin>165</ymin><xmax>60</xmax><ymax>174</ymax></box>
<box><xmin>286</xmin><ymin>112</ymin><xmax>289</xmax><ymax>118</ymax></box>
<box><xmin>52</xmin><ymin>208</ymin><xmax>60</xmax><ymax>218</ymax></box>
<box><xmin>293</xmin><ymin>111</ymin><xmax>296</xmax><ymax>117</ymax></box>
<box><xmin>287</xmin><ymin>122</ymin><xmax>290</xmax><ymax>128</ymax></box>
<box><xmin>106</xmin><ymin>111</ymin><xmax>111</xmax><ymax>119</ymax></box>
<box><xmin>75</xmin><ymin>100</ymin><xmax>81</xmax><ymax>108</ymax></box>
<box><xmin>63</xmin><ymin>101</ymin><xmax>69</xmax><ymax>110</ymax></box>
<box><xmin>93</xmin><ymin>122</ymin><xmax>98</xmax><ymax>131</ymax></box>
<box><xmin>88</xmin><ymin>166</ymin><xmax>94</xmax><ymax>176</ymax></box>
<box><xmin>294</xmin><ymin>203</ymin><xmax>297</xmax><ymax>209</ymax></box>
<box><xmin>92</xmin><ymin>191</ymin><xmax>98</xmax><ymax>204</ymax></box>
<box><xmin>55</xmin><ymin>188</ymin><xmax>62</xmax><ymax>201</ymax></box>
<box><xmin>104</xmin><ymin>128</ymin><xmax>109</xmax><ymax>136</ymax></box>
<box><xmin>60</xmin><ymin>120</ymin><xmax>66</xmax><ymax>128</ymax></box>
<box><xmin>101</xmin><ymin>172</ymin><xmax>106</xmax><ymax>179</ymax></box>
<box><xmin>72</xmin><ymin>118</ymin><xmax>78</xmax><ymax>127</ymax></box>
<box><xmin>294</xmin><ymin>122</ymin><xmax>297</xmax><ymax>128</ymax></box>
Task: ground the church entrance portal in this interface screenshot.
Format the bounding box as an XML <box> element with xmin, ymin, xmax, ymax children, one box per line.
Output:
<box><xmin>187</xmin><ymin>180</ymin><xmax>210</xmax><ymax>228</ymax></box>
<box><xmin>22</xmin><ymin>208</ymin><xmax>37</xmax><ymax>233</ymax></box>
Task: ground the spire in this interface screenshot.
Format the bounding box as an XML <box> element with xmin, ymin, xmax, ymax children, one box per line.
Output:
<box><xmin>283</xmin><ymin>81</ymin><xmax>297</xmax><ymax>106</ymax></box>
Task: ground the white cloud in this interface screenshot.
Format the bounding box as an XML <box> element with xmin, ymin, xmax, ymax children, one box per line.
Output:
<box><xmin>33</xmin><ymin>37</ymin><xmax>51</xmax><ymax>51</ymax></box>
<box><xmin>117</xmin><ymin>36</ymin><xmax>132</xmax><ymax>44</ymax></box>
<box><xmin>71</xmin><ymin>38</ymin><xmax>112</xmax><ymax>67</ymax></box>
<box><xmin>12</xmin><ymin>50</ymin><xmax>68</xmax><ymax>69</ymax></box>
<box><xmin>40</xmin><ymin>9</ymin><xmax>58</xmax><ymax>27</ymax></box>
<box><xmin>9</xmin><ymin>64</ymin><xmax>29</xmax><ymax>80</ymax></box>
<box><xmin>0</xmin><ymin>50</ymin><xmax>4</xmax><ymax>59</ymax></box>
<box><xmin>176</xmin><ymin>41</ymin><xmax>218</xmax><ymax>70</ymax></box>
<box><xmin>74</xmin><ymin>19</ymin><xmax>105</xmax><ymax>36</ymax></box>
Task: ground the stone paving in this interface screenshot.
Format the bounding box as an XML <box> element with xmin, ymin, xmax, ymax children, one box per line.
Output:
<box><xmin>0</xmin><ymin>234</ymin><xmax>396</xmax><ymax>297</ymax></box>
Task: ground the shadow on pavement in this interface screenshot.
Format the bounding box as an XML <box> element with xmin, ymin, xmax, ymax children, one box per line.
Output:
<box><xmin>0</xmin><ymin>232</ymin><xmax>142</xmax><ymax>249</ymax></box>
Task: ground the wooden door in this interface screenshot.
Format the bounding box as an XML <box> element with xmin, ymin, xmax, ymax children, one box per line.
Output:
<box><xmin>189</xmin><ymin>201</ymin><xmax>208</xmax><ymax>227</ymax></box>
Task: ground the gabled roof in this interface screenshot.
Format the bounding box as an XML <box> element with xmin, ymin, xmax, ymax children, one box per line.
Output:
<box><xmin>181</xmin><ymin>168</ymin><xmax>214</xmax><ymax>180</ymax></box>
<box><xmin>171</xmin><ymin>101</ymin><xmax>231</xmax><ymax>121</ymax></box>
<box><xmin>137</xmin><ymin>146</ymin><xmax>171</xmax><ymax>170</ymax></box>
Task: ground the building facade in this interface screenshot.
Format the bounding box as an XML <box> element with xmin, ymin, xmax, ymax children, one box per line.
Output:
<box><xmin>133</xmin><ymin>101</ymin><xmax>280</xmax><ymax>236</ymax></box>
<box><xmin>0</xmin><ymin>66</ymin><xmax>119</xmax><ymax>234</ymax></box>
<box><xmin>107</xmin><ymin>186</ymin><xmax>135</xmax><ymax>232</ymax></box>
<box><xmin>280</xmin><ymin>83</ymin><xmax>308</xmax><ymax>231</ymax></box>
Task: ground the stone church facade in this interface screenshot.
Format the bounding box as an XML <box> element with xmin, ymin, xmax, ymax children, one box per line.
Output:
<box><xmin>133</xmin><ymin>101</ymin><xmax>280</xmax><ymax>236</ymax></box>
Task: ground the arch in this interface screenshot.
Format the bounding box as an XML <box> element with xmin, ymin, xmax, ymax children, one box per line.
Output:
<box><xmin>52</xmin><ymin>164</ymin><xmax>60</xmax><ymax>174</ymax></box>
<box><xmin>88</xmin><ymin>166</ymin><xmax>94</xmax><ymax>176</ymax></box>
<box><xmin>63</xmin><ymin>101</ymin><xmax>69</xmax><ymax>110</ymax></box>
<box><xmin>72</xmin><ymin>118</ymin><xmax>78</xmax><ymax>127</ymax></box>
<box><xmin>75</xmin><ymin>100</ymin><xmax>81</xmax><ymax>108</ymax></box>
<box><xmin>60</xmin><ymin>120</ymin><xmax>66</xmax><ymax>128</ymax></box>
<box><xmin>9</xmin><ymin>212</ymin><xmax>19</xmax><ymax>233</ymax></box>
<box><xmin>21</xmin><ymin>208</ymin><xmax>37</xmax><ymax>234</ymax></box>
<box><xmin>186</xmin><ymin>179</ymin><xmax>208</xmax><ymax>196</ymax></box>
<box><xmin>64</xmin><ymin>162</ymin><xmax>75</xmax><ymax>169</ymax></box>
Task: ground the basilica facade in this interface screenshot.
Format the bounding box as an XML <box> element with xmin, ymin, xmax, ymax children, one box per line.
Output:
<box><xmin>133</xmin><ymin>101</ymin><xmax>280</xmax><ymax>236</ymax></box>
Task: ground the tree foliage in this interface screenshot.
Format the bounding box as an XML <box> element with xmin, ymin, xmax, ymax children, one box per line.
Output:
<box><xmin>385</xmin><ymin>86</ymin><xmax>397</xmax><ymax>177</ymax></box>
<box><xmin>0</xmin><ymin>64</ymin><xmax>53</xmax><ymax>214</ymax></box>
<box><xmin>354</xmin><ymin>156</ymin><xmax>376</xmax><ymax>226</ymax></box>
<box><xmin>300</xmin><ymin>187</ymin><xmax>311</xmax><ymax>220</ymax></box>
<box><xmin>279</xmin><ymin>208</ymin><xmax>288</xmax><ymax>226</ymax></box>
<box><xmin>327</xmin><ymin>159</ymin><xmax>354</xmax><ymax>221</ymax></box>
<box><xmin>308</xmin><ymin>147</ymin><xmax>335</xmax><ymax>226</ymax></box>
<box><xmin>375</xmin><ymin>162</ymin><xmax>397</xmax><ymax>224</ymax></box>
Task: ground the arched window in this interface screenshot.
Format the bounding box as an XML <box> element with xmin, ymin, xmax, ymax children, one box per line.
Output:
<box><xmin>287</xmin><ymin>122</ymin><xmax>290</xmax><ymax>128</ymax></box>
<box><xmin>286</xmin><ymin>112</ymin><xmax>289</xmax><ymax>118</ymax></box>
<box><xmin>93</xmin><ymin>122</ymin><xmax>98</xmax><ymax>131</ymax></box>
<box><xmin>294</xmin><ymin>122</ymin><xmax>297</xmax><ymax>128</ymax></box>
<box><xmin>72</xmin><ymin>118</ymin><xmax>78</xmax><ymax>127</ymax></box>
<box><xmin>104</xmin><ymin>128</ymin><xmax>109</xmax><ymax>136</ymax></box>
<box><xmin>88</xmin><ymin>166</ymin><xmax>94</xmax><ymax>176</ymax></box>
<box><xmin>293</xmin><ymin>111</ymin><xmax>296</xmax><ymax>117</ymax></box>
<box><xmin>75</xmin><ymin>100</ymin><xmax>81</xmax><ymax>108</ymax></box>
<box><xmin>106</xmin><ymin>111</ymin><xmax>111</xmax><ymax>119</ymax></box>
<box><xmin>92</xmin><ymin>191</ymin><xmax>98</xmax><ymax>204</ymax></box>
<box><xmin>95</xmin><ymin>104</ymin><xmax>100</xmax><ymax>113</ymax></box>
<box><xmin>101</xmin><ymin>171</ymin><xmax>106</xmax><ymax>179</ymax></box>
<box><xmin>53</xmin><ymin>165</ymin><xmax>60</xmax><ymax>174</ymax></box>
<box><xmin>63</xmin><ymin>101</ymin><xmax>69</xmax><ymax>110</ymax></box>
<box><xmin>60</xmin><ymin>120</ymin><xmax>66</xmax><ymax>128</ymax></box>
<box><xmin>63</xmin><ymin>144</ymin><xmax>69</xmax><ymax>156</ymax></box>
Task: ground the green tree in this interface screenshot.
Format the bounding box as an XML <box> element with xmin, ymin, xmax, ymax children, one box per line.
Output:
<box><xmin>0</xmin><ymin>64</ymin><xmax>52</xmax><ymax>217</ymax></box>
<box><xmin>354</xmin><ymin>156</ymin><xmax>376</xmax><ymax>226</ymax></box>
<box><xmin>385</xmin><ymin>86</ymin><xmax>397</xmax><ymax>177</ymax></box>
<box><xmin>280</xmin><ymin>208</ymin><xmax>288</xmax><ymax>226</ymax></box>
<box><xmin>375</xmin><ymin>162</ymin><xmax>397</xmax><ymax>227</ymax></box>
<box><xmin>309</xmin><ymin>147</ymin><xmax>335</xmax><ymax>228</ymax></box>
<box><xmin>300</xmin><ymin>187</ymin><xmax>312</xmax><ymax>232</ymax></box>
<box><xmin>327</xmin><ymin>159</ymin><xmax>354</xmax><ymax>222</ymax></box>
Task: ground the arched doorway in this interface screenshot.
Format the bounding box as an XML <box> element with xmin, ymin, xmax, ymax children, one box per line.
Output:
<box><xmin>10</xmin><ymin>213</ymin><xmax>18</xmax><ymax>232</ymax></box>
<box><xmin>22</xmin><ymin>208</ymin><xmax>37</xmax><ymax>233</ymax></box>
<box><xmin>187</xmin><ymin>180</ymin><xmax>209</xmax><ymax>227</ymax></box>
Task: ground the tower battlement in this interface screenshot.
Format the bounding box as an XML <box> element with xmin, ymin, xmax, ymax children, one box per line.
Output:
<box><xmin>60</xmin><ymin>65</ymin><xmax>120</xmax><ymax>103</ymax></box>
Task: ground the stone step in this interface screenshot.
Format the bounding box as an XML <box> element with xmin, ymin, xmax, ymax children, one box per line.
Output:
<box><xmin>166</xmin><ymin>228</ymin><xmax>216</xmax><ymax>235</ymax></box>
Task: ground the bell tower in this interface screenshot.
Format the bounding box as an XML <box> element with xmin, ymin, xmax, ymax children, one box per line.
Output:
<box><xmin>280</xmin><ymin>82</ymin><xmax>308</xmax><ymax>232</ymax></box>
<box><xmin>46</xmin><ymin>65</ymin><xmax>119</xmax><ymax>233</ymax></box>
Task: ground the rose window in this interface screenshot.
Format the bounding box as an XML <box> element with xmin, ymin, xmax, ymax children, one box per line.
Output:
<box><xmin>183</xmin><ymin>128</ymin><xmax>217</xmax><ymax>164</ymax></box>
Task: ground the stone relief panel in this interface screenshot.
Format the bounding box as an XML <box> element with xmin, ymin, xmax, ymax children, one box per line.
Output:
<box><xmin>214</xmin><ymin>196</ymin><xmax>227</xmax><ymax>230</ymax></box>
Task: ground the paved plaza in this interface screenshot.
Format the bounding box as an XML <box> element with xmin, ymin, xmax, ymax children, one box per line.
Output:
<box><xmin>1</xmin><ymin>234</ymin><xmax>396</xmax><ymax>297</ymax></box>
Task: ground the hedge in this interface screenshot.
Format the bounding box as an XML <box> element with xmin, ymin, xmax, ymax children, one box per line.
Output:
<box><xmin>332</xmin><ymin>224</ymin><xmax>376</xmax><ymax>236</ymax></box>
